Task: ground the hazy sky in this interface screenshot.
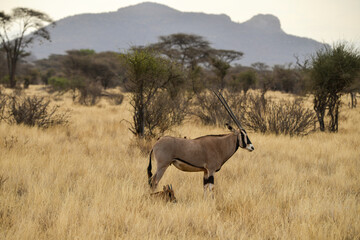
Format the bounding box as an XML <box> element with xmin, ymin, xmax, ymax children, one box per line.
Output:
<box><xmin>2</xmin><ymin>0</ymin><xmax>360</xmax><ymax>47</ymax></box>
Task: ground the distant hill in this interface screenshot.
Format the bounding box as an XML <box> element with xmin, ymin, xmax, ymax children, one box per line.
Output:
<box><xmin>29</xmin><ymin>2</ymin><xmax>326</xmax><ymax>66</ymax></box>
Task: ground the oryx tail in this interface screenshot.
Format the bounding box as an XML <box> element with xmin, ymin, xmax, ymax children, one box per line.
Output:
<box><xmin>147</xmin><ymin>149</ymin><xmax>153</xmax><ymax>185</ymax></box>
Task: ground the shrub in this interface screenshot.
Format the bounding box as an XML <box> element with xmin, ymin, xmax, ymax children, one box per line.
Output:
<box><xmin>192</xmin><ymin>90</ymin><xmax>316</xmax><ymax>136</ymax></box>
<box><xmin>0</xmin><ymin>75</ymin><xmax>10</xmax><ymax>85</ymax></box>
<box><xmin>48</xmin><ymin>76</ymin><xmax>103</xmax><ymax>106</ymax></box>
<box><xmin>242</xmin><ymin>93</ymin><xmax>267</xmax><ymax>133</ymax></box>
<box><xmin>0</xmin><ymin>91</ymin><xmax>6</xmax><ymax>122</ymax></box>
<box><xmin>122</xmin><ymin>49</ymin><xmax>186</xmax><ymax>139</ymax></box>
<box><xmin>77</xmin><ymin>81</ymin><xmax>102</xmax><ymax>106</ymax></box>
<box><xmin>143</xmin><ymin>91</ymin><xmax>188</xmax><ymax>138</ymax></box>
<box><xmin>191</xmin><ymin>90</ymin><xmax>246</xmax><ymax>126</ymax></box>
<box><xmin>243</xmin><ymin>93</ymin><xmax>317</xmax><ymax>136</ymax></box>
<box><xmin>230</xmin><ymin>70</ymin><xmax>256</xmax><ymax>94</ymax></box>
<box><xmin>268</xmin><ymin>99</ymin><xmax>316</xmax><ymax>135</ymax></box>
<box><xmin>5</xmin><ymin>96</ymin><xmax>69</xmax><ymax>128</ymax></box>
<box><xmin>107</xmin><ymin>93</ymin><xmax>124</xmax><ymax>105</ymax></box>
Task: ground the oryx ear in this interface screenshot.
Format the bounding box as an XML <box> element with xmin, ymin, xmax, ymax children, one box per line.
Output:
<box><xmin>225</xmin><ymin>123</ymin><xmax>235</xmax><ymax>132</ymax></box>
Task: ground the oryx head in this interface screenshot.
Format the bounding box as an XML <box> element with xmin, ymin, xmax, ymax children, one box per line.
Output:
<box><xmin>226</xmin><ymin>123</ymin><xmax>254</xmax><ymax>151</ymax></box>
<box><xmin>214</xmin><ymin>91</ymin><xmax>254</xmax><ymax>152</ymax></box>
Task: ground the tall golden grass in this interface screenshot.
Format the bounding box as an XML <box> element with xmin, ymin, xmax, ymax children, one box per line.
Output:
<box><xmin>0</xmin><ymin>86</ymin><xmax>359</xmax><ymax>239</ymax></box>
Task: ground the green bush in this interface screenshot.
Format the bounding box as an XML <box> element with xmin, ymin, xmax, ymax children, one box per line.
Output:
<box><xmin>48</xmin><ymin>77</ymin><xmax>70</xmax><ymax>91</ymax></box>
<box><xmin>0</xmin><ymin>75</ymin><xmax>10</xmax><ymax>85</ymax></box>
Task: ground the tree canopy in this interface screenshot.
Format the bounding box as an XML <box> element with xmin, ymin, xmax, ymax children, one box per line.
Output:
<box><xmin>308</xmin><ymin>42</ymin><xmax>360</xmax><ymax>131</ymax></box>
<box><xmin>0</xmin><ymin>7</ymin><xmax>54</xmax><ymax>88</ymax></box>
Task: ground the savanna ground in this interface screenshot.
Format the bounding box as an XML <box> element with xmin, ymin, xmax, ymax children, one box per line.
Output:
<box><xmin>0</xmin><ymin>86</ymin><xmax>359</xmax><ymax>239</ymax></box>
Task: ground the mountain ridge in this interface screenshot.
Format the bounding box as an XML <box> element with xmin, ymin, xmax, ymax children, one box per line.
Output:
<box><xmin>29</xmin><ymin>2</ymin><xmax>325</xmax><ymax>66</ymax></box>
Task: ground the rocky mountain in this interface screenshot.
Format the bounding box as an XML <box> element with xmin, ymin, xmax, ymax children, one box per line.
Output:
<box><xmin>29</xmin><ymin>2</ymin><xmax>325</xmax><ymax>66</ymax></box>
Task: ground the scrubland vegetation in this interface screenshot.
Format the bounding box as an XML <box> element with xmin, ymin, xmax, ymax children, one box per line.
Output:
<box><xmin>1</xmin><ymin>12</ymin><xmax>360</xmax><ymax>238</ymax></box>
<box><xmin>0</xmin><ymin>86</ymin><xmax>359</xmax><ymax>239</ymax></box>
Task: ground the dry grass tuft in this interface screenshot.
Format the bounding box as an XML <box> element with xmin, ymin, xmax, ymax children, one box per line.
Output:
<box><xmin>0</xmin><ymin>86</ymin><xmax>359</xmax><ymax>239</ymax></box>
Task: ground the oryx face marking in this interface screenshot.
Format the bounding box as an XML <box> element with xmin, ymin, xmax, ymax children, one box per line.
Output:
<box><xmin>239</xmin><ymin>129</ymin><xmax>254</xmax><ymax>152</ymax></box>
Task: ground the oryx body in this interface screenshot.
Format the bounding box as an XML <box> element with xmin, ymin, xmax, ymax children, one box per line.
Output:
<box><xmin>148</xmin><ymin>128</ymin><xmax>254</xmax><ymax>193</ymax></box>
<box><xmin>147</xmin><ymin>91</ymin><xmax>254</xmax><ymax>195</ymax></box>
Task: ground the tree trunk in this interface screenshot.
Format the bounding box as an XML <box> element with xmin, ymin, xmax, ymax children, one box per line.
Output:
<box><xmin>220</xmin><ymin>76</ymin><xmax>225</xmax><ymax>90</ymax></box>
<box><xmin>137</xmin><ymin>105</ymin><xmax>145</xmax><ymax>137</ymax></box>
<box><xmin>313</xmin><ymin>94</ymin><xmax>326</xmax><ymax>132</ymax></box>
<box><xmin>9</xmin><ymin>70</ymin><xmax>16</xmax><ymax>88</ymax></box>
<box><xmin>134</xmin><ymin>82</ymin><xmax>145</xmax><ymax>138</ymax></box>
<box><xmin>316</xmin><ymin>111</ymin><xmax>325</xmax><ymax>132</ymax></box>
<box><xmin>9</xmin><ymin>57</ymin><xmax>17</xmax><ymax>88</ymax></box>
<box><xmin>334</xmin><ymin>101</ymin><xmax>339</xmax><ymax>132</ymax></box>
<box><xmin>328</xmin><ymin>95</ymin><xmax>340</xmax><ymax>132</ymax></box>
<box><xmin>356</xmin><ymin>93</ymin><xmax>358</xmax><ymax>108</ymax></box>
<box><xmin>350</xmin><ymin>92</ymin><xmax>356</xmax><ymax>108</ymax></box>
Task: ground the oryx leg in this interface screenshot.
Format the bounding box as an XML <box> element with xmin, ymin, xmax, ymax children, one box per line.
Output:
<box><xmin>203</xmin><ymin>170</ymin><xmax>215</xmax><ymax>198</ymax></box>
<box><xmin>150</xmin><ymin>165</ymin><xmax>169</xmax><ymax>191</ymax></box>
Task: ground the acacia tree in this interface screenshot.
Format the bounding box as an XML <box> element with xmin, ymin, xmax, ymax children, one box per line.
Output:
<box><xmin>149</xmin><ymin>33</ymin><xmax>212</xmax><ymax>92</ymax></box>
<box><xmin>309</xmin><ymin>42</ymin><xmax>360</xmax><ymax>132</ymax></box>
<box><xmin>271</xmin><ymin>64</ymin><xmax>304</xmax><ymax>94</ymax></box>
<box><xmin>122</xmin><ymin>49</ymin><xmax>185</xmax><ymax>138</ymax></box>
<box><xmin>0</xmin><ymin>8</ymin><xmax>54</xmax><ymax>88</ymax></box>
<box><xmin>150</xmin><ymin>33</ymin><xmax>211</xmax><ymax>69</ymax></box>
<box><xmin>0</xmin><ymin>49</ymin><xmax>7</xmax><ymax>80</ymax></box>
<box><xmin>345</xmin><ymin>75</ymin><xmax>360</xmax><ymax>108</ymax></box>
<box><xmin>237</xmin><ymin>70</ymin><xmax>256</xmax><ymax>94</ymax></box>
<box><xmin>251</xmin><ymin>62</ymin><xmax>271</xmax><ymax>107</ymax></box>
<box><xmin>209</xmin><ymin>49</ymin><xmax>243</xmax><ymax>89</ymax></box>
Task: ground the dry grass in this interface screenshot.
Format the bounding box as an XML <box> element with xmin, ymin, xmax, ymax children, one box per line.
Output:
<box><xmin>0</xmin><ymin>86</ymin><xmax>359</xmax><ymax>239</ymax></box>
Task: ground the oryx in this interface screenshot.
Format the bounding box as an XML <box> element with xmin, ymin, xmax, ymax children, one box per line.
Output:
<box><xmin>147</xmin><ymin>91</ymin><xmax>254</xmax><ymax>195</ymax></box>
<box><xmin>150</xmin><ymin>184</ymin><xmax>177</xmax><ymax>203</ymax></box>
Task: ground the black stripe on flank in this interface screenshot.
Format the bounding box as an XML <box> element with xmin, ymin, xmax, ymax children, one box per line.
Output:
<box><xmin>173</xmin><ymin>158</ymin><xmax>205</xmax><ymax>170</ymax></box>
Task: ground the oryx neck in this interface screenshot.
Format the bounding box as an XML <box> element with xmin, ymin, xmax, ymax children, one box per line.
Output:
<box><xmin>221</xmin><ymin>133</ymin><xmax>239</xmax><ymax>158</ymax></box>
<box><xmin>215</xmin><ymin>133</ymin><xmax>239</xmax><ymax>172</ymax></box>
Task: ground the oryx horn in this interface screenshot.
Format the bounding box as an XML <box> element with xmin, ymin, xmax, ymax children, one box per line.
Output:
<box><xmin>213</xmin><ymin>90</ymin><xmax>244</xmax><ymax>130</ymax></box>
